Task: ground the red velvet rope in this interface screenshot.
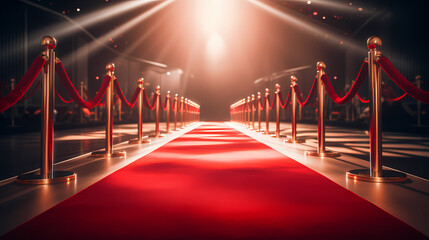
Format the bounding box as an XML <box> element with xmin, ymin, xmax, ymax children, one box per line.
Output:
<box><xmin>269</xmin><ymin>95</ymin><xmax>276</xmax><ymax>110</ymax></box>
<box><xmin>390</xmin><ymin>93</ymin><xmax>407</xmax><ymax>101</ymax></box>
<box><xmin>321</xmin><ymin>61</ymin><xmax>368</xmax><ymax>104</ymax></box>
<box><xmin>356</xmin><ymin>93</ymin><xmax>369</xmax><ymax>103</ymax></box>
<box><xmin>161</xmin><ymin>96</ymin><xmax>169</xmax><ymax>111</ymax></box>
<box><xmin>378</xmin><ymin>57</ymin><xmax>429</xmax><ymax>104</ymax></box>
<box><xmin>97</xmin><ymin>98</ymin><xmax>106</xmax><ymax>107</ymax></box>
<box><xmin>259</xmin><ymin>98</ymin><xmax>265</xmax><ymax>110</ymax></box>
<box><xmin>113</xmin><ymin>79</ymin><xmax>140</xmax><ymax>108</ymax></box>
<box><xmin>21</xmin><ymin>80</ymin><xmax>41</xmax><ymax>101</ymax></box>
<box><xmin>278</xmin><ymin>87</ymin><xmax>292</xmax><ymax>109</ymax></box>
<box><xmin>143</xmin><ymin>89</ymin><xmax>156</xmax><ymax>110</ymax></box>
<box><xmin>294</xmin><ymin>77</ymin><xmax>317</xmax><ymax>107</ymax></box>
<box><xmin>56</xmin><ymin>89</ymin><xmax>74</xmax><ymax>103</ymax></box>
<box><xmin>0</xmin><ymin>56</ymin><xmax>46</xmax><ymax>113</ymax></box>
<box><xmin>56</xmin><ymin>60</ymin><xmax>110</xmax><ymax>109</ymax></box>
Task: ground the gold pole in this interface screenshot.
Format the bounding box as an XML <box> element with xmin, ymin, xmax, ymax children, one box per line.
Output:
<box><xmin>305</xmin><ymin>62</ymin><xmax>339</xmax><ymax>157</ymax></box>
<box><xmin>251</xmin><ymin>94</ymin><xmax>255</xmax><ymax>130</ymax></box>
<box><xmin>10</xmin><ymin>78</ymin><xmax>15</xmax><ymax>127</ymax></box>
<box><xmin>174</xmin><ymin>94</ymin><xmax>178</xmax><ymax>131</ymax></box>
<box><xmin>166</xmin><ymin>91</ymin><xmax>171</xmax><ymax>133</ymax></box>
<box><xmin>118</xmin><ymin>98</ymin><xmax>122</xmax><ymax>122</ymax></box>
<box><xmin>150</xmin><ymin>86</ymin><xmax>164</xmax><ymax>137</ymax></box>
<box><xmin>416</xmin><ymin>75</ymin><xmax>422</xmax><ymax>127</ymax></box>
<box><xmin>17</xmin><ymin>36</ymin><xmax>76</xmax><ymax>184</ymax></box>
<box><xmin>271</xmin><ymin>84</ymin><xmax>285</xmax><ymax>138</ymax></box>
<box><xmin>129</xmin><ymin>78</ymin><xmax>150</xmax><ymax>144</ymax></box>
<box><xmin>285</xmin><ymin>76</ymin><xmax>305</xmax><ymax>143</ymax></box>
<box><xmin>80</xmin><ymin>81</ymin><xmax>84</xmax><ymax>123</ymax></box>
<box><xmin>185</xmin><ymin>98</ymin><xmax>188</xmax><ymax>126</ymax></box>
<box><xmin>180</xmin><ymin>96</ymin><xmax>184</xmax><ymax>128</ymax></box>
<box><xmin>94</xmin><ymin>91</ymin><xmax>99</xmax><ymax>121</ymax></box>
<box><xmin>247</xmin><ymin>96</ymin><xmax>251</xmax><ymax>128</ymax></box>
<box><xmin>257</xmin><ymin>92</ymin><xmax>261</xmax><ymax>132</ymax></box>
<box><xmin>264</xmin><ymin>88</ymin><xmax>270</xmax><ymax>134</ymax></box>
<box><xmin>91</xmin><ymin>63</ymin><xmax>126</xmax><ymax>157</ymax></box>
<box><xmin>347</xmin><ymin>36</ymin><xmax>406</xmax><ymax>182</ymax></box>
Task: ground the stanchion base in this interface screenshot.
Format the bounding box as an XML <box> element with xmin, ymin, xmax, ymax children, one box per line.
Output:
<box><xmin>91</xmin><ymin>150</ymin><xmax>126</xmax><ymax>158</ymax></box>
<box><xmin>270</xmin><ymin>134</ymin><xmax>287</xmax><ymax>138</ymax></box>
<box><xmin>305</xmin><ymin>150</ymin><xmax>340</xmax><ymax>158</ymax></box>
<box><xmin>346</xmin><ymin>169</ymin><xmax>407</xmax><ymax>183</ymax></box>
<box><xmin>16</xmin><ymin>171</ymin><xmax>76</xmax><ymax>185</ymax></box>
<box><xmin>149</xmin><ymin>134</ymin><xmax>165</xmax><ymax>138</ymax></box>
<box><xmin>129</xmin><ymin>137</ymin><xmax>151</xmax><ymax>144</ymax></box>
<box><xmin>284</xmin><ymin>138</ymin><xmax>306</xmax><ymax>143</ymax></box>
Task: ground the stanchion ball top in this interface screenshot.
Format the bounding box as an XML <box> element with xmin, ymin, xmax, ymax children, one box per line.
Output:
<box><xmin>106</xmin><ymin>63</ymin><xmax>115</xmax><ymax>71</ymax></box>
<box><xmin>41</xmin><ymin>36</ymin><xmax>57</xmax><ymax>50</ymax></box>
<box><xmin>316</xmin><ymin>61</ymin><xmax>326</xmax><ymax>70</ymax></box>
<box><xmin>138</xmin><ymin>78</ymin><xmax>144</xmax><ymax>83</ymax></box>
<box><xmin>291</xmin><ymin>76</ymin><xmax>298</xmax><ymax>82</ymax></box>
<box><xmin>367</xmin><ymin>36</ymin><xmax>382</xmax><ymax>49</ymax></box>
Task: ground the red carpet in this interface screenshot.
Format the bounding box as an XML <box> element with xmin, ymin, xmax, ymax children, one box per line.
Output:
<box><xmin>2</xmin><ymin>122</ymin><xmax>427</xmax><ymax>239</ymax></box>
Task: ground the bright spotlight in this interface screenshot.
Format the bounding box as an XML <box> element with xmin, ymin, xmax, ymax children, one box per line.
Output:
<box><xmin>167</xmin><ymin>72</ymin><xmax>171</xmax><ymax>76</ymax></box>
<box><xmin>195</xmin><ymin>0</ymin><xmax>235</xmax><ymax>36</ymax></box>
<box><xmin>206</xmin><ymin>32</ymin><xmax>225</xmax><ymax>60</ymax></box>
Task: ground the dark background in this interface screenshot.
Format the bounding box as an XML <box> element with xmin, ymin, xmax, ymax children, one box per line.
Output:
<box><xmin>1</xmin><ymin>0</ymin><xmax>427</xmax><ymax>121</ymax></box>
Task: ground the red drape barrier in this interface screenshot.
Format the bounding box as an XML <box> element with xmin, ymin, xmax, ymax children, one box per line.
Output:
<box><xmin>278</xmin><ymin>87</ymin><xmax>292</xmax><ymax>109</ymax></box>
<box><xmin>321</xmin><ymin>62</ymin><xmax>368</xmax><ymax>104</ymax></box>
<box><xmin>0</xmin><ymin>56</ymin><xmax>46</xmax><ymax>113</ymax></box>
<box><xmin>390</xmin><ymin>93</ymin><xmax>407</xmax><ymax>101</ymax></box>
<box><xmin>113</xmin><ymin>79</ymin><xmax>140</xmax><ymax>108</ymax></box>
<box><xmin>378</xmin><ymin>57</ymin><xmax>429</xmax><ymax>104</ymax></box>
<box><xmin>294</xmin><ymin>77</ymin><xmax>317</xmax><ymax>107</ymax></box>
<box><xmin>56</xmin><ymin>90</ymin><xmax>74</xmax><ymax>103</ymax></box>
<box><xmin>161</xmin><ymin>96</ymin><xmax>169</xmax><ymax>111</ymax></box>
<box><xmin>20</xmin><ymin>80</ymin><xmax>41</xmax><ymax>101</ymax></box>
<box><xmin>143</xmin><ymin>89</ymin><xmax>156</xmax><ymax>110</ymax></box>
<box><xmin>356</xmin><ymin>93</ymin><xmax>369</xmax><ymax>103</ymax></box>
<box><xmin>269</xmin><ymin>94</ymin><xmax>276</xmax><ymax>111</ymax></box>
<box><xmin>259</xmin><ymin>98</ymin><xmax>265</xmax><ymax>111</ymax></box>
<box><xmin>56</xmin><ymin>61</ymin><xmax>110</xmax><ymax>109</ymax></box>
<box><xmin>97</xmin><ymin>98</ymin><xmax>106</xmax><ymax>107</ymax></box>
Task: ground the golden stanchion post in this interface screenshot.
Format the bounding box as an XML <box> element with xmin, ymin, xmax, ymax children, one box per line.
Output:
<box><xmin>174</xmin><ymin>94</ymin><xmax>178</xmax><ymax>131</ymax></box>
<box><xmin>298</xmin><ymin>102</ymin><xmax>302</xmax><ymax>121</ymax></box>
<box><xmin>285</xmin><ymin>76</ymin><xmax>305</xmax><ymax>143</ymax></box>
<box><xmin>94</xmin><ymin>91</ymin><xmax>99</xmax><ymax>121</ymax></box>
<box><xmin>247</xmin><ymin>96</ymin><xmax>251</xmax><ymax>128</ymax></box>
<box><xmin>347</xmin><ymin>36</ymin><xmax>407</xmax><ymax>182</ymax></box>
<box><xmin>10</xmin><ymin>78</ymin><xmax>15</xmax><ymax>127</ymax></box>
<box><xmin>80</xmin><ymin>81</ymin><xmax>84</xmax><ymax>123</ymax></box>
<box><xmin>264</xmin><ymin>88</ymin><xmax>270</xmax><ymax>135</ymax></box>
<box><xmin>257</xmin><ymin>92</ymin><xmax>262</xmax><ymax>132</ymax></box>
<box><xmin>118</xmin><ymin>98</ymin><xmax>122</xmax><ymax>122</ymax></box>
<box><xmin>17</xmin><ymin>36</ymin><xmax>76</xmax><ymax>184</ymax></box>
<box><xmin>165</xmin><ymin>91</ymin><xmax>171</xmax><ymax>133</ymax></box>
<box><xmin>251</xmin><ymin>94</ymin><xmax>255</xmax><ymax>130</ymax></box>
<box><xmin>416</xmin><ymin>75</ymin><xmax>422</xmax><ymax>127</ymax></box>
<box><xmin>180</xmin><ymin>96</ymin><xmax>184</xmax><ymax>128</ymax></box>
<box><xmin>91</xmin><ymin>63</ymin><xmax>126</xmax><ymax>157</ymax></box>
<box><xmin>184</xmin><ymin>98</ymin><xmax>188</xmax><ymax>126</ymax></box>
<box><xmin>129</xmin><ymin>78</ymin><xmax>150</xmax><ymax>144</ymax></box>
<box><xmin>150</xmin><ymin>86</ymin><xmax>164</xmax><ymax>137</ymax></box>
<box><xmin>271</xmin><ymin>84</ymin><xmax>286</xmax><ymax>138</ymax></box>
<box><xmin>305</xmin><ymin>62</ymin><xmax>340</xmax><ymax>157</ymax></box>
<box><xmin>183</xmin><ymin>98</ymin><xmax>187</xmax><ymax>126</ymax></box>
